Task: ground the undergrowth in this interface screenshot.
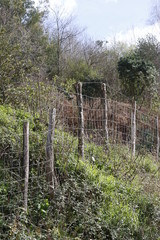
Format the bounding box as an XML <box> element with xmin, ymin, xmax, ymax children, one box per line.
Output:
<box><xmin>0</xmin><ymin>105</ymin><xmax>160</xmax><ymax>239</ymax></box>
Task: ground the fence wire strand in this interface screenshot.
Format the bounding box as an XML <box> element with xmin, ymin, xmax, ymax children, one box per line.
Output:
<box><xmin>0</xmin><ymin>82</ymin><xmax>160</xmax><ymax>238</ymax></box>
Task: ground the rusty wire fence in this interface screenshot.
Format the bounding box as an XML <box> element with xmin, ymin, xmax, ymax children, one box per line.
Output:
<box><xmin>0</xmin><ymin>82</ymin><xmax>160</xmax><ymax>238</ymax></box>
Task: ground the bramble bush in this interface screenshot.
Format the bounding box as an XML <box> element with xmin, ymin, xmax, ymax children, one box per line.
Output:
<box><xmin>0</xmin><ymin>105</ymin><xmax>160</xmax><ymax>239</ymax></box>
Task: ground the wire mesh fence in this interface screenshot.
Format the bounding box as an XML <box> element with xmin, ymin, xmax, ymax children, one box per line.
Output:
<box><xmin>0</xmin><ymin>82</ymin><xmax>160</xmax><ymax>238</ymax></box>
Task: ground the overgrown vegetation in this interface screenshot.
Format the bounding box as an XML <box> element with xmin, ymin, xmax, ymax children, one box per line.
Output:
<box><xmin>1</xmin><ymin>0</ymin><xmax>160</xmax><ymax>239</ymax></box>
<box><xmin>0</xmin><ymin>105</ymin><xmax>160</xmax><ymax>239</ymax></box>
<box><xmin>118</xmin><ymin>52</ymin><xmax>158</xmax><ymax>102</ymax></box>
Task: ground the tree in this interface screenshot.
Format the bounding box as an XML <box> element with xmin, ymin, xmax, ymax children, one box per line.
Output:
<box><xmin>150</xmin><ymin>0</ymin><xmax>160</xmax><ymax>25</ymax></box>
<box><xmin>0</xmin><ymin>0</ymin><xmax>49</xmax><ymax>105</ymax></box>
<box><xmin>46</xmin><ymin>8</ymin><xmax>82</xmax><ymax>78</ymax></box>
<box><xmin>65</xmin><ymin>59</ymin><xmax>102</xmax><ymax>97</ymax></box>
<box><xmin>80</xmin><ymin>39</ymin><xmax>132</xmax><ymax>99</ymax></box>
<box><xmin>134</xmin><ymin>35</ymin><xmax>160</xmax><ymax>108</ymax></box>
<box><xmin>136</xmin><ymin>34</ymin><xmax>160</xmax><ymax>71</ymax></box>
<box><xmin>117</xmin><ymin>52</ymin><xmax>158</xmax><ymax>103</ymax></box>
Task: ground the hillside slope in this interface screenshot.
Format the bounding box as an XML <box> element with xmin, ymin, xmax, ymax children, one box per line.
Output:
<box><xmin>0</xmin><ymin>105</ymin><xmax>160</xmax><ymax>239</ymax></box>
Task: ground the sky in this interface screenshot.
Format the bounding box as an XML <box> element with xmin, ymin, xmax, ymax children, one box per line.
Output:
<box><xmin>37</xmin><ymin>0</ymin><xmax>160</xmax><ymax>44</ymax></box>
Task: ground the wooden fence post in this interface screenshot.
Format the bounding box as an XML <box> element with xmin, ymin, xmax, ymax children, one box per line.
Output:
<box><xmin>23</xmin><ymin>121</ymin><xmax>29</xmax><ymax>211</ymax></box>
<box><xmin>101</xmin><ymin>83</ymin><xmax>109</xmax><ymax>148</ymax></box>
<box><xmin>156</xmin><ymin>115</ymin><xmax>159</xmax><ymax>161</ymax></box>
<box><xmin>46</xmin><ymin>108</ymin><xmax>56</xmax><ymax>195</ymax></box>
<box><xmin>77</xmin><ymin>82</ymin><xmax>84</xmax><ymax>159</ymax></box>
<box><xmin>131</xmin><ymin>101</ymin><xmax>136</xmax><ymax>158</ymax></box>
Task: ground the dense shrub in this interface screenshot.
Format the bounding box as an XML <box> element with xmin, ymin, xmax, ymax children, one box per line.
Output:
<box><xmin>0</xmin><ymin>105</ymin><xmax>160</xmax><ymax>239</ymax></box>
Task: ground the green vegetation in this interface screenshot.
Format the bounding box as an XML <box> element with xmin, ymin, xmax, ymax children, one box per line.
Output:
<box><xmin>1</xmin><ymin>0</ymin><xmax>160</xmax><ymax>239</ymax></box>
<box><xmin>0</xmin><ymin>105</ymin><xmax>160</xmax><ymax>239</ymax></box>
<box><xmin>118</xmin><ymin>52</ymin><xmax>158</xmax><ymax>102</ymax></box>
